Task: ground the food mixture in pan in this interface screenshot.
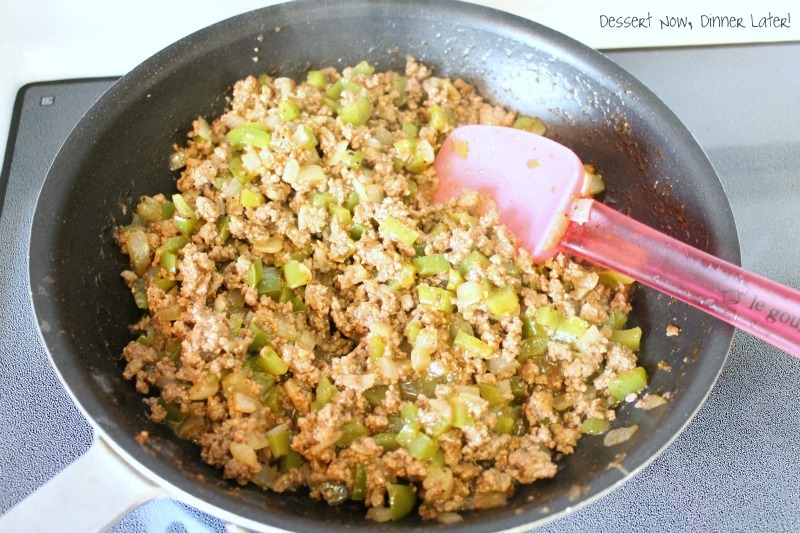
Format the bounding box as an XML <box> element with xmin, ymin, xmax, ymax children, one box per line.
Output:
<box><xmin>117</xmin><ymin>58</ymin><xmax>648</xmax><ymax>522</ymax></box>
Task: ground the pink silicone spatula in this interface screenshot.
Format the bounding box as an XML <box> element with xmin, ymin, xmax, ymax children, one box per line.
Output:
<box><xmin>434</xmin><ymin>125</ymin><xmax>800</xmax><ymax>358</ymax></box>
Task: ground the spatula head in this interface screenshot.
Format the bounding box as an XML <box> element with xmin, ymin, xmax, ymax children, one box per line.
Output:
<box><xmin>434</xmin><ymin>125</ymin><xmax>587</xmax><ymax>262</ymax></box>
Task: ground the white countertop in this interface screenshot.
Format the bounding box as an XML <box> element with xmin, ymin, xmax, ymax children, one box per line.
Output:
<box><xmin>1</xmin><ymin>0</ymin><xmax>798</xmax><ymax>173</ymax></box>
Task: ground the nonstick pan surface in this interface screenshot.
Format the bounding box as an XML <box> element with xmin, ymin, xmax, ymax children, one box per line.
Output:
<box><xmin>29</xmin><ymin>1</ymin><xmax>738</xmax><ymax>530</ymax></box>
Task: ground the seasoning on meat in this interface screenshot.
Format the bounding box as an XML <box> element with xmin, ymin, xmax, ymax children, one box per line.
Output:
<box><xmin>116</xmin><ymin>58</ymin><xmax>646</xmax><ymax>521</ymax></box>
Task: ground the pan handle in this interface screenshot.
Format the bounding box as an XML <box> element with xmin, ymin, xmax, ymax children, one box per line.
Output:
<box><xmin>0</xmin><ymin>436</ymin><xmax>165</xmax><ymax>532</ymax></box>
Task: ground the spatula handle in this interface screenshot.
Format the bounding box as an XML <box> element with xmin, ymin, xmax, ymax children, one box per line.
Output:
<box><xmin>562</xmin><ymin>200</ymin><xmax>800</xmax><ymax>358</ymax></box>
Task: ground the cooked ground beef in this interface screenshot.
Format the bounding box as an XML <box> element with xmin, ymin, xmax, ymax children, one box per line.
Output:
<box><xmin>117</xmin><ymin>58</ymin><xmax>646</xmax><ymax>522</ymax></box>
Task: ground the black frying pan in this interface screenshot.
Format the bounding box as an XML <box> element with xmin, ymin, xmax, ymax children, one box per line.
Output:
<box><xmin>29</xmin><ymin>0</ymin><xmax>738</xmax><ymax>531</ymax></box>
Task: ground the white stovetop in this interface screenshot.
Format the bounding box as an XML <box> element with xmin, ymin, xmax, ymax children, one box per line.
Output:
<box><xmin>1</xmin><ymin>0</ymin><xmax>797</xmax><ymax>173</ymax></box>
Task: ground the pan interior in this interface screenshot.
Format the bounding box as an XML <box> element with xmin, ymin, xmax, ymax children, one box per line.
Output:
<box><xmin>28</xmin><ymin>1</ymin><xmax>737</xmax><ymax>531</ymax></box>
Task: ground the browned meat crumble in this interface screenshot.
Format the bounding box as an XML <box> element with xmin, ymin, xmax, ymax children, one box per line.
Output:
<box><xmin>117</xmin><ymin>58</ymin><xmax>646</xmax><ymax>522</ymax></box>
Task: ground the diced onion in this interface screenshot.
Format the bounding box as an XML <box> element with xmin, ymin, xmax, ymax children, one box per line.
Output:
<box><xmin>427</xmin><ymin>361</ymin><xmax>446</xmax><ymax>378</ymax></box>
<box><xmin>310</xmin><ymin>431</ymin><xmax>341</xmax><ymax>454</ymax></box>
<box><xmin>222</xmin><ymin>178</ymin><xmax>243</xmax><ymax>199</ymax></box>
<box><xmin>570</xmin><ymin>198</ymin><xmax>594</xmax><ymax>224</ymax></box>
<box><xmin>274</xmin><ymin>77</ymin><xmax>296</xmax><ymax>97</ymax></box>
<box><xmin>275</xmin><ymin>317</ymin><xmax>297</xmax><ymax>340</ymax></box>
<box><xmin>456</xmin><ymin>385</ymin><xmax>480</xmax><ymax>397</ymax></box>
<box><xmin>231</xmin><ymin>391</ymin><xmax>259</xmax><ymax>413</ymax></box>
<box><xmin>222</xmin><ymin>112</ymin><xmax>247</xmax><ymax>129</ymax></box>
<box><xmin>352</xmin><ymin>179</ymin><xmax>368</xmax><ymax>200</ymax></box>
<box><xmin>245</xmin><ymin>430</ymin><xmax>270</xmax><ymax>450</ymax></box>
<box><xmin>297</xmin><ymin>330</ymin><xmax>317</xmax><ymax>351</ymax></box>
<box><xmin>429</xmin><ymin>399</ymin><xmax>453</xmax><ymax>420</ymax></box>
<box><xmin>411</xmin><ymin>348</ymin><xmax>431</xmax><ymax>372</ymax></box>
<box><xmin>414</xmin><ymin>327</ymin><xmax>438</xmax><ymax>352</ymax></box>
<box><xmin>229</xmin><ymin>441</ymin><xmax>259</xmax><ymax>469</ymax></box>
<box><xmin>365</xmin><ymin>136</ymin><xmax>383</xmax><ymax>148</ymax></box>
<box><xmin>604</xmin><ymin>425</ymin><xmax>639</xmax><ymax>447</ymax></box>
<box><xmin>582</xmin><ymin>165</ymin><xmax>606</xmax><ymax>196</ymax></box>
<box><xmin>457</xmin><ymin>392</ymin><xmax>488</xmax><ymax>411</ymax></box>
<box><xmin>175</xmin><ymin>415</ymin><xmax>205</xmax><ymax>441</ymax></box>
<box><xmin>329</xmin><ymin>141</ymin><xmax>350</xmax><ymax>166</ymax></box>
<box><xmin>195</xmin><ymin>115</ymin><xmax>212</xmax><ymax>141</ymax></box>
<box><xmin>264</xmin><ymin>114</ymin><xmax>280</xmax><ymax>130</ymax></box>
<box><xmin>637</xmin><ymin>394</ymin><xmax>667</xmax><ymax>411</ymax></box>
<box><xmin>370</xmin><ymin>129</ymin><xmax>394</xmax><ymax>147</ymax></box>
<box><xmin>366</xmin><ymin>507</ymin><xmax>393</xmax><ymax>523</ymax></box>
<box><xmin>265</xmin><ymin>423</ymin><xmax>289</xmax><ymax>438</ymax></box>
<box><xmin>291</xmin><ymin>125</ymin><xmax>317</xmax><ymax>149</ymax></box>
<box><xmin>577</xmin><ymin>325</ymin><xmax>604</xmax><ymax>352</ymax></box>
<box><xmin>436</xmin><ymin>513</ymin><xmax>463</xmax><ymax>525</ymax></box>
<box><xmin>282</xmin><ymin>160</ymin><xmax>300</xmax><ymax>185</ymax></box>
<box><xmin>553</xmin><ymin>393</ymin><xmax>575</xmax><ymax>411</ymax></box>
<box><xmin>456</xmin><ymin>281</ymin><xmax>485</xmax><ymax>307</ymax></box>
<box><xmin>487</xmin><ymin>358</ymin><xmax>518</xmax><ymax>375</ymax></box>
<box><xmin>375</xmin><ymin>357</ymin><xmax>399</xmax><ymax>380</ymax></box>
<box><xmin>125</xmin><ymin>229</ymin><xmax>151</xmax><ymax>276</ymax></box>
<box><xmin>470</xmin><ymin>491</ymin><xmax>508</xmax><ymax>509</ymax></box>
<box><xmin>188</xmin><ymin>374</ymin><xmax>219</xmax><ymax>401</ymax></box>
<box><xmin>297</xmin><ymin>164</ymin><xmax>326</xmax><ymax>187</ymax></box>
<box><xmin>350</xmin><ymin>440</ymin><xmax>375</xmax><ymax>455</ymax></box>
<box><xmin>250</xmin><ymin>464</ymin><xmax>278</xmax><ymax>489</ymax></box>
<box><xmin>242</xmin><ymin>151</ymin><xmax>263</xmax><ymax>173</ymax></box>
<box><xmin>365</xmin><ymin>184</ymin><xmax>385</xmax><ymax>204</ymax></box>
<box><xmin>254</xmin><ymin>236</ymin><xmax>284</xmax><ymax>254</ymax></box>
<box><xmin>169</xmin><ymin>151</ymin><xmax>186</xmax><ymax>171</ymax></box>
<box><xmin>572</xmin><ymin>271</ymin><xmax>600</xmax><ymax>297</ymax></box>
<box><xmin>368</xmin><ymin>321</ymin><xmax>393</xmax><ymax>338</ymax></box>
<box><xmin>221</xmin><ymin>369</ymin><xmax>249</xmax><ymax>393</ymax></box>
<box><xmin>340</xmin><ymin>373</ymin><xmax>377</xmax><ymax>390</ymax></box>
<box><xmin>423</xmin><ymin>466</ymin><xmax>454</xmax><ymax>500</ymax></box>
